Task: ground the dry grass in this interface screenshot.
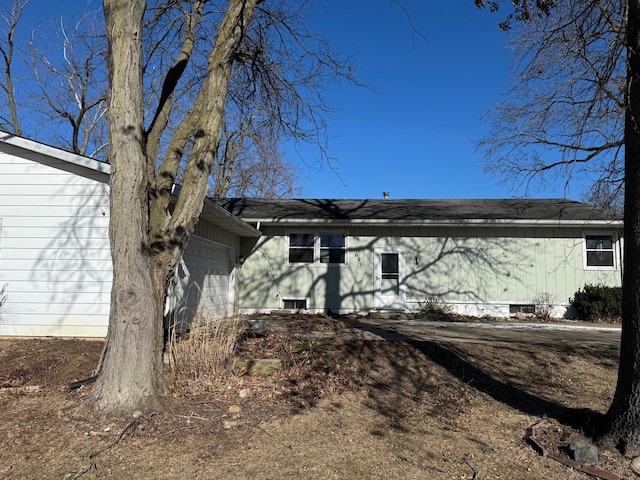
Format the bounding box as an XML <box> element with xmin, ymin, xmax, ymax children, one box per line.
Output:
<box><xmin>167</xmin><ymin>313</ymin><xmax>246</xmax><ymax>393</ymax></box>
<box><xmin>0</xmin><ymin>318</ymin><xmax>632</xmax><ymax>479</ymax></box>
<box><xmin>0</xmin><ymin>283</ymin><xmax>7</xmax><ymax>323</ymax></box>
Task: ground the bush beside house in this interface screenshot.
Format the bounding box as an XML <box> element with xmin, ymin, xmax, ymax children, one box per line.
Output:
<box><xmin>571</xmin><ymin>284</ymin><xmax>622</xmax><ymax>321</ymax></box>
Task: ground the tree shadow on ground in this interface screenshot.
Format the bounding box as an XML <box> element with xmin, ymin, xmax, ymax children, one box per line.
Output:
<box><xmin>343</xmin><ymin>318</ymin><xmax>608</xmax><ymax>437</ymax></box>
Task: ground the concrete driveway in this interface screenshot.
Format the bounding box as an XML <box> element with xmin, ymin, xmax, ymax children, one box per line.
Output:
<box><xmin>334</xmin><ymin>317</ymin><xmax>621</xmax><ymax>348</ymax></box>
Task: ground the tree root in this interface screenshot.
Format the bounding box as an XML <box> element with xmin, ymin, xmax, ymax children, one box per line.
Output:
<box><xmin>72</xmin><ymin>418</ymin><xmax>139</xmax><ymax>479</ymax></box>
<box><xmin>526</xmin><ymin>419</ymin><xmax>621</xmax><ymax>480</ymax></box>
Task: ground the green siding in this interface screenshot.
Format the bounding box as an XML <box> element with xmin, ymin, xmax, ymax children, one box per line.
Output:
<box><xmin>236</xmin><ymin>224</ymin><xmax>622</xmax><ymax>314</ymax></box>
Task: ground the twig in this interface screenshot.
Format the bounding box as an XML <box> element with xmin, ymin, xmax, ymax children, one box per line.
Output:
<box><xmin>92</xmin><ymin>341</ymin><xmax>108</xmax><ymax>377</ymax></box>
<box><xmin>258</xmin><ymin>425</ymin><xmax>293</xmax><ymax>450</ymax></box>
<box><xmin>72</xmin><ymin>418</ymin><xmax>139</xmax><ymax>478</ymax></box>
<box><xmin>170</xmin><ymin>412</ymin><xmax>209</xmax><ymax>421</ymax></box>
<box><xmin>464</xmin><ymin>457</ymin><xmax>479</xmax><ymax>479</ymax></box>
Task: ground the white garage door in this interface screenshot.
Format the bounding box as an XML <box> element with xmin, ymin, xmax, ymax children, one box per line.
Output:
<box><xmin>179</xmin><ymin>236</ymin><xmax>232</xmax><ymax>322</ymax></box>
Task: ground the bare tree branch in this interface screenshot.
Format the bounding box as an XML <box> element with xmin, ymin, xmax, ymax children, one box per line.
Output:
<box><xmin>27</xmin><ymin>6</ymin><xmax>107</xmax><ymax>157</ymax></box>
<box><xmin>477</xmin><ymin>0</ymin><xmax>626</xmax><ymax>203</ymax></box>
<box><xmin>0</xmin><ymin>0</ymin><xmax>27</xmax><ymax>135</ymax></box>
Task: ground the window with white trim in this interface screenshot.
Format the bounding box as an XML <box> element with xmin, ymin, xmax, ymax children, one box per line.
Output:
<box><xmin>585</xmin><ymin>234</ymin><xmax>616</xmax><ymax>268</ymax></box>
<box><xmin>288</xmin><ymin>233</ymin><xmax>315</xmax><ymax>263</ymax></box>
<box><xmin>283</xmin><ymin>298</ymin><xmax>307</xmax><ymax>310</ymax></box>
<box><xmin>287</xmin><ymin>232</ymin><xmax>347</xmax><ymax>265</ymax></box>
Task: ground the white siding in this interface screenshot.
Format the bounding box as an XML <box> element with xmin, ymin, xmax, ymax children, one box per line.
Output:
<box><xmin>0</xmin><ymin>144</ymin><xmax>111</xmax><ymax>337</ymax></box>
<box><xmin>0</xmin><ymin>139</ymin><xmax>248</xmax><ymax>336</ymax></box>
<box><xmin>173</xmin><ymin>236</ymin><xmax>234</xmax><ymax>327</ymax></box>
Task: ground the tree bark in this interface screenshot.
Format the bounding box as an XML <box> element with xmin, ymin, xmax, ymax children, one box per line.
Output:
<box><xmin>86</xmin><ymin>0</ymin><xmax>168</xmax><ymax>415</ymax></box>
<box><xmin>86</xmin><ymin>0</ymin><xmax>258</xmax><ymax>416</ymax></box>
<box><xmin>2</xmin><ymin>0</ymin><xmax>24</xmax><ymax>136</ymax></box>
<box><xmin>600</xmin><ymin>0</ymin><xmax>640</xmax><ymax>456</ymax></box>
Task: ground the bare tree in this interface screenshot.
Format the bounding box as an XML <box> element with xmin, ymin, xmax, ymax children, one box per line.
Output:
<box><xmin>477</xmin><ymin>1</ymin><xmax>625</xmax><ymax>201</ymax></box>
<box><xmin>29</xmin><ymin>7</ymin><xmax>107</xmax><ymax>158</ymax></box>
<box><xmin>477</xmin><ymin>0</ymin><xmax>640</xmax><ymax>455</ymax></box>
<box><xmin>230</xmin><ymin>129</ymin><xmax>301</xmax><ymax>198</ymax></box>
<box><xmin>212</xmin><ymin>120</ymin><xmax>301</xmax><ymax>198</ymax></box>
<box><xmin>0</xmin><ymin>0</ymin><xmax>27</xmax><ymax>135</ymax></box>
<box><xmin>211</xmin><ymin>122</ymin><xmax>245</xmax><ymax>198</ymax></box>
<box><xmin>4</xmin><ymin>0</ymin><xmax>312</xmax><ymax>196</ymax></box>
<box><xmin>28</xmin><ymin>7</ymin><xmax>108</xmax><ymax>158</ymax></box>
<box><xmin>88</xmin><ymin>0</ymin><xmax>355</xmax><ymax>415</ymax></box>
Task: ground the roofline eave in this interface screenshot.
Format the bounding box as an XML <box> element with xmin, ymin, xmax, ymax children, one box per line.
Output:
<box><xmin>239</xmin><ymin>218</ymin><xmax>624</xmax><ymax>228</ymax></box>
<box><xmin>0</xmin><ymin>130</ymin><xmax>110</xmax><ymax>174</ymax></box>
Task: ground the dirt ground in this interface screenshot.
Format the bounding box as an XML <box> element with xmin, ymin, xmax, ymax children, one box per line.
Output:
<box><xmin>0</xmin><ymin>315</ymin><xmax>634</xmax><ymax>479</ymax></box>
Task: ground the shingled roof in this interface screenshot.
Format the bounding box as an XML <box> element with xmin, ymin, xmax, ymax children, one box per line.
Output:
<box><xmin>212</xmin><ymin>198</ymin><xmax>622</xmax><ymax>226</ymax></box>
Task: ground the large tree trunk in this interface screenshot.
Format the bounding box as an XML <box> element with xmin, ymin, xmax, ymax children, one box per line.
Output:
<box><xmin>600</xmin><ymin>0</ymin><xmax>640</xmax><ymax>456</ymax></box>
<box><xmin>86</xmin><ymin>0</ymin><xmax>168</xmax><ymax>415</ymax></box>
<box><xmin>85</xmin><ymin>0</ymin><xmax>258</xmax><ymax>416</ymax></box>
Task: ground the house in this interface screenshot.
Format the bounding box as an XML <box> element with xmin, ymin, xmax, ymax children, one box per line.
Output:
<box><xmin>214</xmin><ymin>198</ymin><xmax>623</xmax><ymax>318</ymax></box>
<box><xmin>0</xmin><ymin>132</ymin><xmax>259</xmax><ymax>337</ymax></box>
<box><xmin>0</xmin><ymin>132</ymin><xmax>624</xmax><ymax>337</ymax></box>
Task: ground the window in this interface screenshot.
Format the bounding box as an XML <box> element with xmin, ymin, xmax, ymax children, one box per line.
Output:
<box><xmin>585</xmin><ymin>234</ymin><xmax>615</xmax><ymax>268</ymax></box>
<box><xmin>283</xmin><ymin>298</ymin><xmax>307</xmax><ymax>310</ymax></box>
<box><xmin>289</xmin><ymin>233</ymin><xmax>314</xmax><ymax>263</ymax></box>
<box><xmin>288</xmin><ymin>232</ymin><xmax>347</xmax><ymax>265</ymax></box>
<box><xmin>320</xmin><ymin>233</ymin><xmax>346</xmax><ymax>264</ymax></box>
<box><xmin>509</xmin><ymin>304</ymin><xmax>535</xmax><ymax>316</ymax></box>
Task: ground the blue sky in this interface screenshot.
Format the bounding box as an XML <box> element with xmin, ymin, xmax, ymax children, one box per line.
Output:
<box><xmin>296</xmin><ymin>1</ymin><xmax>519</xmax><ymax>200</ymax></box>
<box><xmin>15</xmin><ymin>1</ymin><xmax>586</xmax><ymax>201</ymax></box>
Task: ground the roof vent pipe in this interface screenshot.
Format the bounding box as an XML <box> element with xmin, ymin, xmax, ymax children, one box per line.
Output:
<box><xmin>383</xmin><ymin>191</ymin><xmax>389</xmax><ymax>199</ymax></box>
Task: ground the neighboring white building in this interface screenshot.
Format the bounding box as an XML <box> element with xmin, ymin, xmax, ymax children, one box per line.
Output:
<box><xmin>0</xmin><ymin>132</ymin><xmax>259</xmax><ymax>337</ymax></box>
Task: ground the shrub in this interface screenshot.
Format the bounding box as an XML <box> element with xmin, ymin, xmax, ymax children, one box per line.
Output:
<box><xmin>417</xmin><ymin>296</ymin><xmax>454</xmax><ymax>320</ymax></box>
<box><xmin>532</xmin><ymin>292</ymin><xmax>558</xmax><ymax>320</ymax></box>
<box><xmin>571</xmin><ymin>284</ymin><xmax>622</xmax><ymax>321</ymax></box>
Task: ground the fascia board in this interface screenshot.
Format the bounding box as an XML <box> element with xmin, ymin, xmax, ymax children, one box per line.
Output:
<box><xmin>202</xmin><ymin>197</ymin><xmax>261</xmax><ymax>237</ymax></box>
<box><xmin>240</xmin><ymin>218</ymin><xmax>623</xmax><ymax>228</ymax></box>
<box><xmin>0</xmin><ymin>130</ymin><xmax>110</xmax><ymax>174</ymax></box>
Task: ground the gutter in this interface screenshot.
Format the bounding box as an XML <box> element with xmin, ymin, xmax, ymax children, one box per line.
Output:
<box><xmin>234</xmin><ymin>218</ymin><xmax>623</xmax><ymax>228</ymax></box>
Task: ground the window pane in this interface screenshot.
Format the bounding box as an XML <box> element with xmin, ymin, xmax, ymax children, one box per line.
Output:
<box><xmin>283</xmin><ymin>299</ymin><xmax>307</xmax><ymax>309</ymax></box>
<box><xmin>586</xmin><ymin>235</ymin><xmax>613</xmax><ymax>250</ymax></box>
<box><xmin>320</xmin><ymin>233</ymin><xmax>345</xmax><ymax>248</ymax></box>
<box><xmin>509</xmin><ymin>304</ymin><xmax>535</xmax><ymax>315</ymax></box>
<box><xmin>290</xmin><ymin>233</ymin><xmax>314</xmax><ymax>247</ymax></box>
<box><xmin>381</xmin><ymin>253</ymin><xmax>399</xmax><ymax>274</ymax></box>
<box><xmin>587</xmin><ymin>251</ymin><xmax>614</xmax><ymax>267</ymax></box>
<box><xmin>381</xmin><ymin>277</ymin><xmax>399</xmax><ymax>294</ymax></box>
<box><xmin>319</xmin><ymin>233</ymin><xmax>346</xmax><ymax>264</ymax></box>
<box><xmin>320</xmin><ymin>249</ymin><xmax>345</xmax><ymax>263</ymax></box>
<box><xmin>289</xmin><ymin>248</ymin><xmax>314</xmax><ymax>263</ymax></box>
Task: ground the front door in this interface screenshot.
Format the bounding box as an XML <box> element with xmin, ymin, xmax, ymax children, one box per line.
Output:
<box><xmin>374</xmin><ymin>247</ymin><xmax>405</xmax><ymax>309</ymax></box>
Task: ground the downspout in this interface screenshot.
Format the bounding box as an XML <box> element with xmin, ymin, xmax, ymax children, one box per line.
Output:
<box><xmin>620</xmin><ymin>229</ymin><xmax>625</xmax><ymax>285</ymax></box>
